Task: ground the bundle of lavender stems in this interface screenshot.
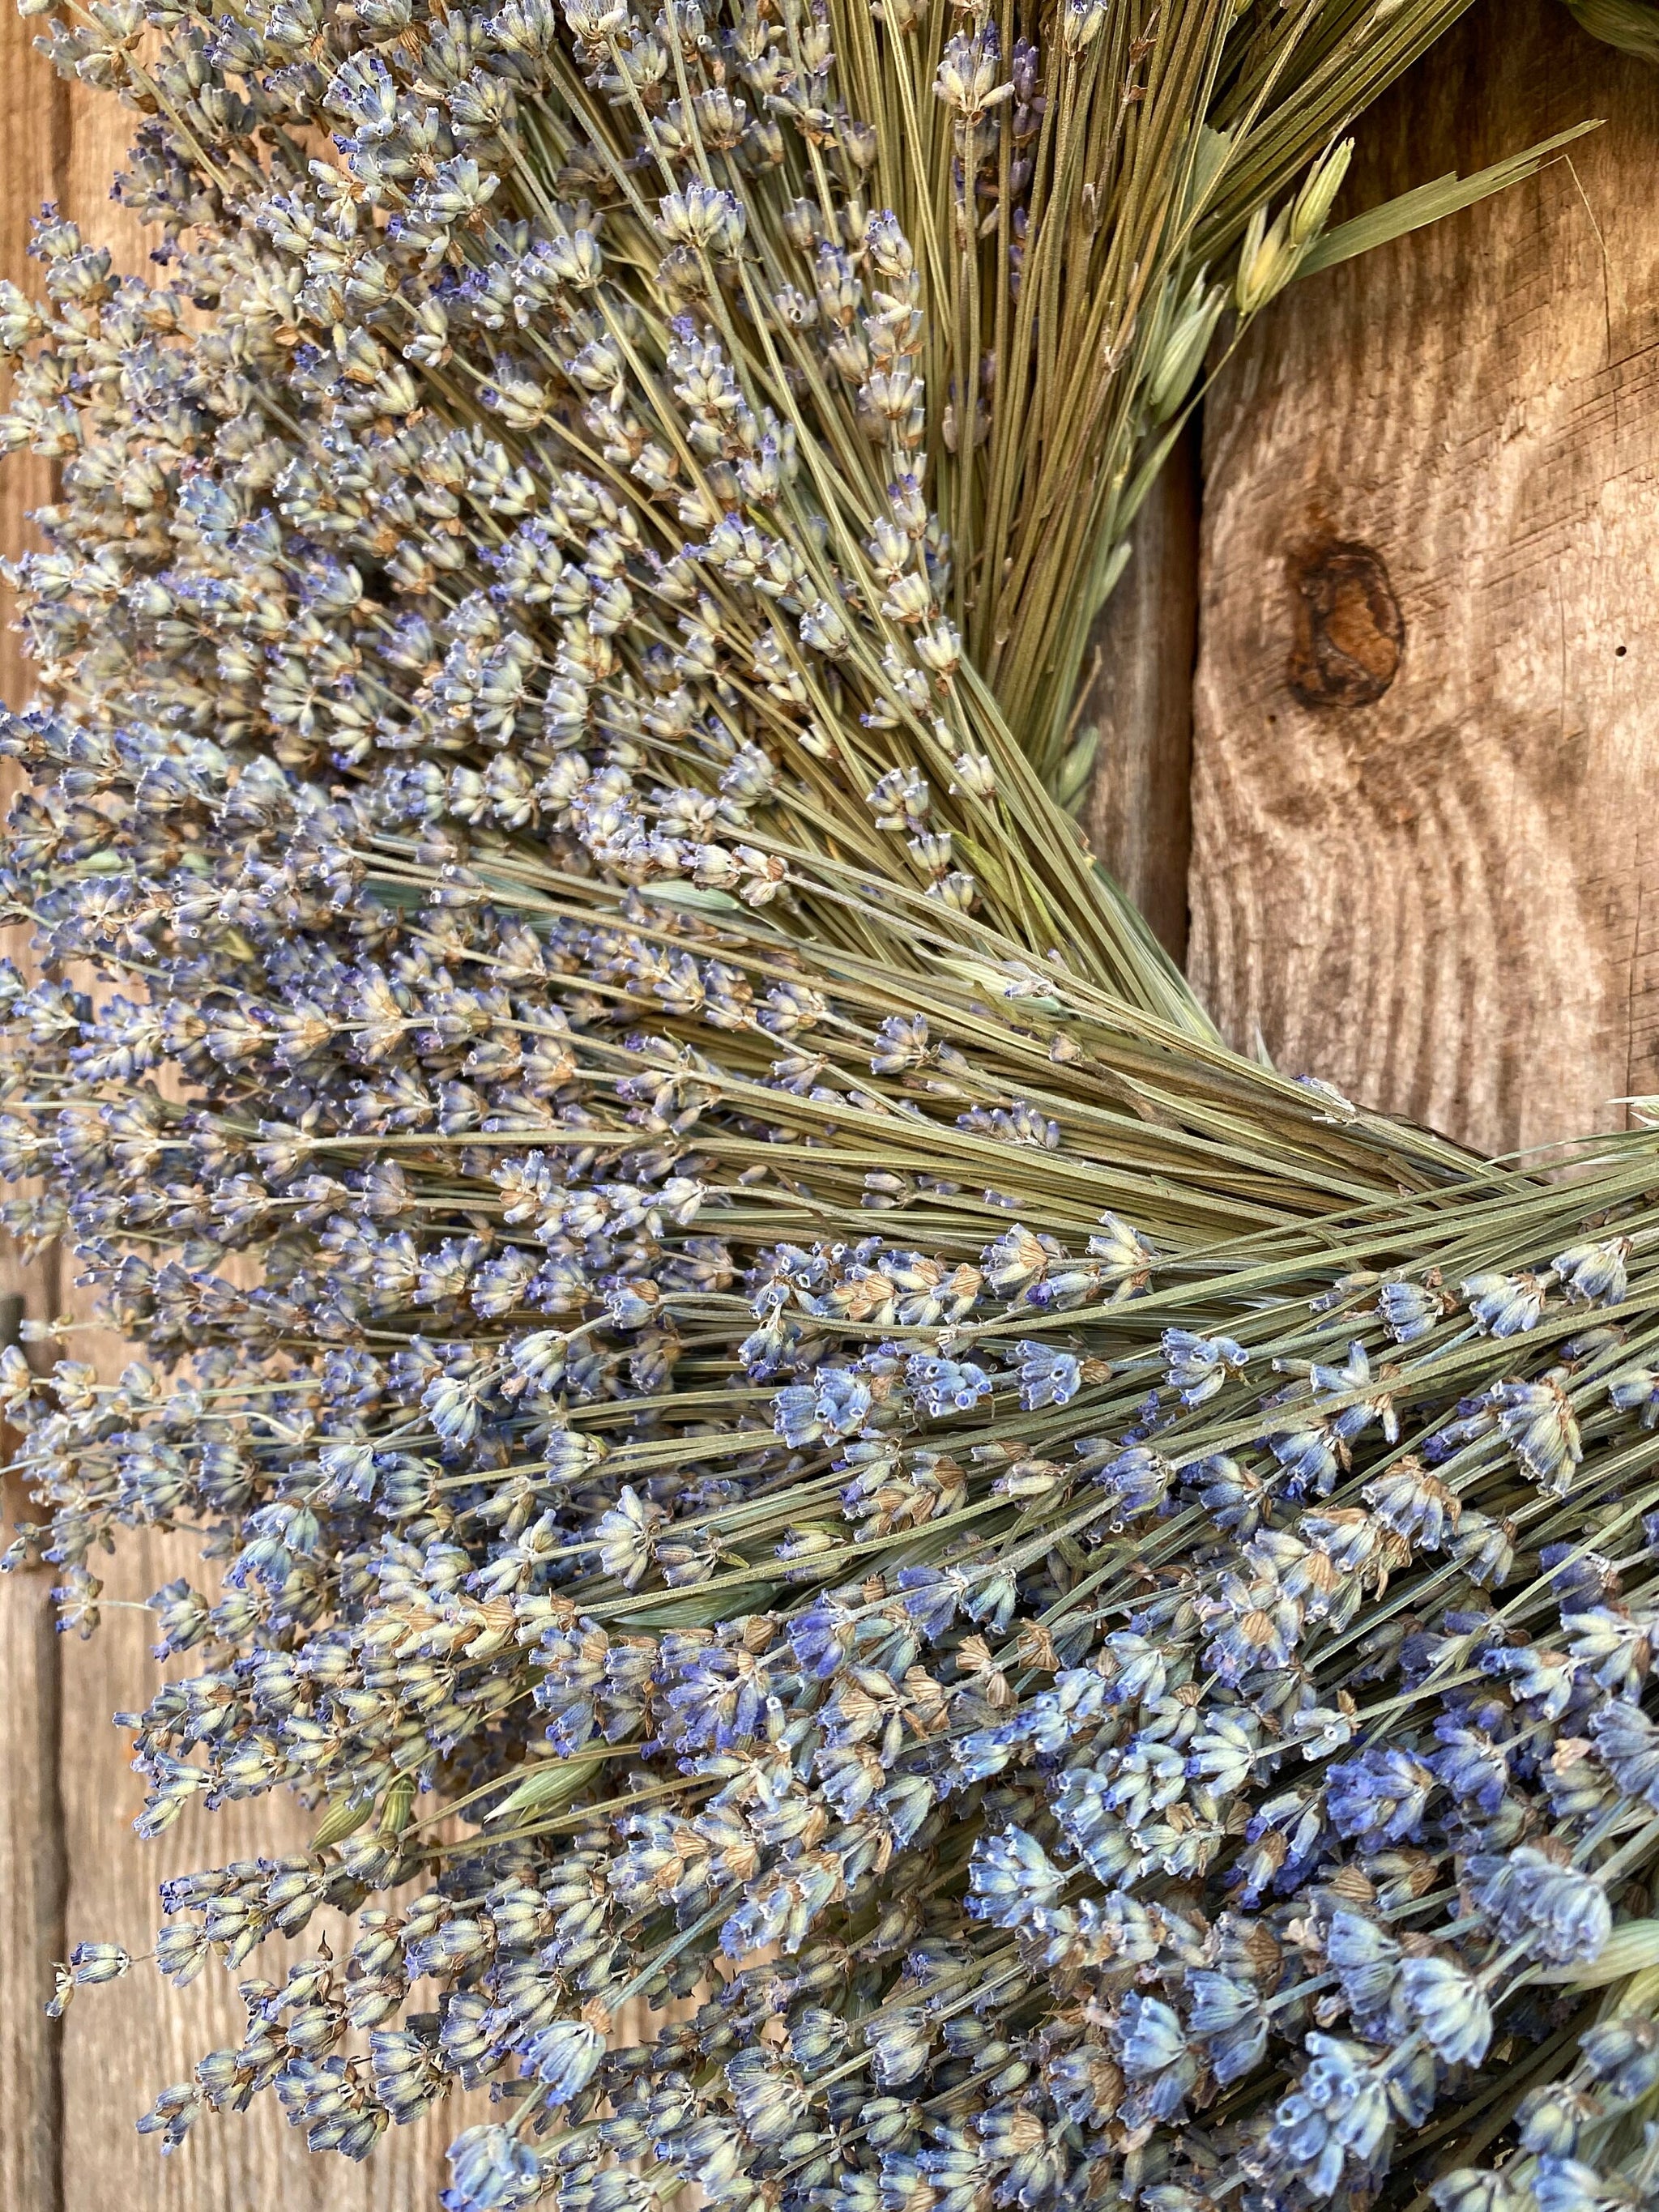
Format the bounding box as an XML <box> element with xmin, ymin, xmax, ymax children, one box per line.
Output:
<box><xmin>3</xmin><ymin>0</ymin><xmax>1657</xmax><ymax>2205</ymax></box>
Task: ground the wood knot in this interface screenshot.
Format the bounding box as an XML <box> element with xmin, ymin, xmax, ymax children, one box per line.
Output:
<box><xmin>1286</xmin><ymin>539</ymin><xmax>1403</xmax><ymax>707</ymax></box>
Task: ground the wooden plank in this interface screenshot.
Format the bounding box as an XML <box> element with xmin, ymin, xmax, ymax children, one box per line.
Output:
<box><xmin>8</xmin><ymin>79</ymin><xmax>470</xmax><ymax>2212</ymax></box>
<box><xmin>1189</xmin><ymin>0</ymin><xmax>1659</xmax><ymax>1156</ymax></box>
<box><xmin>0</xmin><ymin>1523</ymin><xmax>64</xmax><ymax>2212</ymax></box>
<box><xmin>0</xmin><ymin>7</ymin><xmax>70</xmax><ymax>2207</ymax></box>
<box><xmin>54</xmin><ymin>1524</ymin><xmax>488</xmax><ymax>2212</ymax></box>
<box><xmin>0</xmin><ymin>62</ymin><xmax>592</xmax><ymax>2208</ymax></box>
<box><xmin>1082</xmin><ymin>421</ymin><xmax>1201</xmax><ymax>965</ymax></box>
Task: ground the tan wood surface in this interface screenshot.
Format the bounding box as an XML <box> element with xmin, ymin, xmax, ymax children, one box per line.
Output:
<box><xmin>0</xmin><ymin>26</ymin><xmax>468</xmax><ymax>2209</ymax></box>
<box><xmin>1</xmin><ymin>15</ymin><xmax>70</xmax><ymax>2206</ymax></box>
<box><xmin>1190</xmin><ymin>0</ymin><xmax>1659</xmax><ymax>1157</ymax></box>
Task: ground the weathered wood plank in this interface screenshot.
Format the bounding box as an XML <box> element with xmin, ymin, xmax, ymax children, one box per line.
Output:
<box><xmin>0</xmin><ymin>63</ymin><xmax>591</xmax><ymax>2209</ymax></box>
<box><xmin>55</xmin><ymin>1524</ymin><xmax>489</xmax><ymax>2212</ymax></box>
<box><xmin>1083</xmin><ymin>422</ymin><xmax>1201</xmax><ymax>965</ymax></box>
<box><xmin>0</xmin><ymin>9</ymin><xmax>71</xmax><ymax>2207</ymax></box>
<box><xmin>0</xmin><ymin>1524</ymin><xmax>64</xmax><ymax>2212</ymax></box>
<box><xmin>17</xmin><ymin>79</ymin><xmax>471</xmax><ymax>2212</ymax></box>
<box><xmin>1189</xmin><ymin>0</ymin><xmax>1659</xmax><ymax>1155</ymax></box>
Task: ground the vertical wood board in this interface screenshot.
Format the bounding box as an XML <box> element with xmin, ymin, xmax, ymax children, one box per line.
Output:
<box><xmin>0</xmin><ymin>12</ymin><xmax>70</xmax><ymax>2208</ymax></box>
<box><xmin>1081</xmin><ymin>423</ymin><xmax>1201</xmax><ymax>965</ymax></box>
<box><xmin>1190</xmin><ymin>0</ymin><xmax>1659</xmax><ymax>1156</ymax></box>
<box><xmin>0</xmin><ymin>50</ymin><xmax>467</xmax><ymax>2212</ymax></box>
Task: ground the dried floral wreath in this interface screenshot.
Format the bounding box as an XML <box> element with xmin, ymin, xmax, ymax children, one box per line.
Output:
<box><xmin>2</xmin><ymin>2</ymin><xmax>1658</xmax><ymax>2209</ymax></box>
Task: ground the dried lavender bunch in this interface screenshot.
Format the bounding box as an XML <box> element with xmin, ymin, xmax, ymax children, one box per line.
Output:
<box><xmin>5</xmin><ymin>0</ymin><xmax>1572</xmax><ymax>787</ymax></box>
<box><xmin>4</xmin><ymin>0</ymin><xmax>1657</xmax><ymax>2209</ymax></box>
<box><xmin>15</xmin><ymin>758</ymin><xmax>1659</xmax><ymax>2212</ymax></box>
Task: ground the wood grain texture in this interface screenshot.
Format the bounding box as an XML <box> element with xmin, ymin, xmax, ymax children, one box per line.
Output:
<box><xmin>0</xmin><ymin>59</ymin><xmax>471</xmax><ymax>2212</ymax></box>
<box><xmin>1082</xmin><ymin>420</ymin><xmax>1201</xmax><ymax>964</ymax></box>
<box><xmin>0</xmin><ymin>1537</ymin><xmax>64</xmax><ymax>2212</ymax></box>
<box><xmin>0</xmin><ymin>9</ymin><xmax>71</xmax><ymax>2208</ymax></box>
<box><xmin>56</xmin><ymin>1526</ymin><xmax>487</xmax><ymax>2212</ymax></box>
<box><xmin>1189</xmin><ymin>0</ymin><xmax>1659</xmax><ymax>1157</ymax></box>
<box><xmin>0</xmin><ymin>64</ymin><xmax>641</xmax><ymax>2210</ymax></box>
